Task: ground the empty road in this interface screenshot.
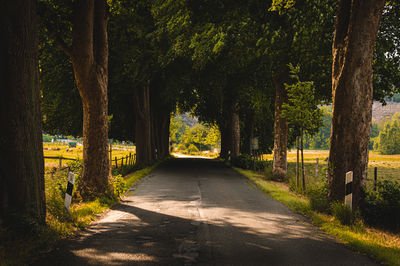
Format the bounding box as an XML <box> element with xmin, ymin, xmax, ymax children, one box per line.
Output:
<box><xmin>34</xmin><ymin>158</ymin><xmax>376</xmax><ymax>265</ymax></box>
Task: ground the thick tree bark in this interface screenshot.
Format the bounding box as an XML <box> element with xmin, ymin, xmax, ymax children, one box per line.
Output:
<box><xmin>219</xmin><ymin>124</ymin><xmax>229</xmax><ymax>159</ymax></box>
<box><xmin>296</xmin><ymin>136</ymin><xmax>300</xmax><ymax>188</ymax></box>
<box><xmin>0</xmin><ymin>0</ymin><xmax>46</xmax><ymax>225</ymax></box>
<box><xmin>272</xmin><ymin>73</ymin><xmax>288</xmax><ymax>178</ymax></box>
<box><xmin>301</xmin><ymin>130</ymin><xmax>306</xmax><ymax>192</ymax></box>
<box><xmin>151</xmin><ymin>111</ymin><xmax>170</xmax><ymax>160</ymax></box>
<box><xmin>230</xmin><ymin>103</ymin><xmax>241</xmax><ymax>157</ymax></box>
<box><xmin>328</xmin><ymin>0</ymin><xmax>384</xmax><ymax>209</ymax></box>
<box><xmin>63</xmin><ymin>0</ymin><xmax>110</xmax><ymax>199</ymax></box>
<box><xmin>242</xmin><ymin>108</ymin><xmax>255</xmax><ymax>155</ymax></box>
<box><xmin>219</xmin><ymin>102</ymin><xmax>240</xmax><ymax>159</ymax></box>
<box><xmin>134</xmin><ymin>84</ymin><xmax>152</xmax><ymax>164</ymax></box>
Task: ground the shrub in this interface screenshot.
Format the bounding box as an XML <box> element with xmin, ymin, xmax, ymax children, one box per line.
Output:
<box><xmin>112</xmin><ymin>174</ymin><xmax>127</xmax><ymax>198</ymax></box>
<box><xmin>331</xmin><ymin>202</ymin><xmax>354</xmax><ymax>225</ymax></box>
<box><xmin>187</xmin><ymin>144</ymin><xmax>199</xmax><ymax>153</ymax></box>
<box><xmin>231</xmin><ymin>154</ymin><xmax>269</xmax><ymax>171</ymax></box>
<box><xmin>361</xmin><ymin>180</ymin><xmax>400</xmax><ymax>232</ymax></box>
<box><xmin>177</xmin><ymin>143</ymin><xmax>187</xmax><ymax>152</ymax></box>
<box><xmin>308</xmin><ymin>186</ymin><xmax>330</xmax><ymax>213</ymax></box>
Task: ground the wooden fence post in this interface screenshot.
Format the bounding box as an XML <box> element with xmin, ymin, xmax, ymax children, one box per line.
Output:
<box><xmin>115</xmin><ymin>156</ymin><xmax>118</xmax><ymax>168</ymax></box>
<box><xmin>59</xmin><ymin>157</ymin><xmax>62</xmax><ymax>168</ymax></box>
<box><xmin>315</xmin><ymin>158</ymin><xmax>319</xmax><ymax>177</ymax></box>
<box><xmin>374</xmin><ymin>167</ymin><xmax>378</xmax><ymax>191</ymax></box>
<box><xmin>134</xmin><ymin>154</ymin><xmax>136</xmax><ymax>164</ymax></box>
<box><xmin>121</xmin><ymin>156</ymin><xmax>124</xmax><ymax>167</ymax></box>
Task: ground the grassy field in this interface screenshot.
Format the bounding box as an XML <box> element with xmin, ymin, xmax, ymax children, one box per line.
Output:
<box><xmin>43</xmin><ymin>143</ymin><xmax>135</xmax><ymax>167</ymax></box>
<box><xmin>262</xmin><ymin>150</ymin><xmax>400</xmax><ymax>187</ymax></box>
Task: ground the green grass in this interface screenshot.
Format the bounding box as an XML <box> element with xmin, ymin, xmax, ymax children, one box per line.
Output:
<box><xmin>0</xmin><ymin>160</ymin><xmax>161</xmax><ymax>265</ymax></box>
<box><xmin>234</xmin><ymin>167</ymin><xmax>400</xmax><ymax>266</ymax></box>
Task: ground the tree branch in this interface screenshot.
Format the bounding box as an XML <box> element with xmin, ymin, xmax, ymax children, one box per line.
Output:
<box><xmin>55</xmin><ymin>35</ymin><xmax>72</xmax><ymax>58</ymax></box>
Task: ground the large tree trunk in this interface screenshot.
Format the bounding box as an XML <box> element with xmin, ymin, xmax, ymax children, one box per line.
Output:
<box><xmin>242</xmin><ymin>107</ymin><xmax>255</xmax><ymax>155</ymax></box>
<box><xmin>230</xmin><ymin>103</ymin><xmax>241</xmax><ymax>157</ymax></box>
<box><xmin>60</xmin><ymin>0</ymin><xmax>110</xmax><ymax>199</ymax></box>
<box><xmin>219</xmin><ymin>103</ymin><xmax>240</xmax><ymax>159</ymax></box>
<box><xmin>328</xmin><ymin>0</ymin><xmax>384</xmax><ymax>209</ymax></box>
<box><xmin>0</xmin><ymin>0</ymin><xmax>46</xmax><ymax>225</ymax></box>
<box><xmin>159</xmin><ymin>112</ymin><xmax>170</xmax><ymax>158</ymax></box>
<box><xmin>272</xmin><ymin>73</ymin><xmax>288</xmax><ymax>178</ymax></box>
<box><xmin>151</xmin><ymin>110</ymin><xmax>170</xmax><ymax>160</ymax></box>
<box><xmin>134</xmin><ymin>84</ymin><xmax>152</xmax><ymax>164</ymax></box>
<box><xmin>219</xmin><ymin>102</ymin><xmax>240</xmax><ymax>159</ymax></box>
<box><xmin>219</xmin><ymin>124</ymin><xmax>229</xmax><ymax>159</ymax></box>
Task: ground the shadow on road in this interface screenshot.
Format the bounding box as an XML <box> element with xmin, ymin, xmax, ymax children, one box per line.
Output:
<box><xmin>32</xmin><ymin>158</ymin><xmax>376</xmax><ymax>265</ymax></box>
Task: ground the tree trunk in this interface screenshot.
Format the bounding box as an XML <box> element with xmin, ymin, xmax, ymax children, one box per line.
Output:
<box><xmin>64</xmin><ymin>0</ymin><xmax>110</xmax><ymax>200</ymax></box>
<box><xmin>134</xmin><ymin>84</ymin><xmax>152</xmax><ymax>164</ymax></box>
<box><xmin>301</xmin><ymin>130</ymin><xmax>306</xmax><ymax>192</ymax></box>
<box><xmin>0</xmin><ymin>0</ymin><xmax>46</xmax><ymax>225</ymax></box>
<box><xmin>219</xmin><ymin>103</ymin><xmax>240</xmax><ymax>159</ymax></box>
<box><xmin>219</xmin><ymin>124</ymin><xmax>229</xmax><ymax>159</ymax></box>
<box><xmin>151</xmin><ymin>111</ymin><xmax>170</xmax><ymax>159</ymax></box>
<box><xmin>296</xmin><ymin>136</ymin><xmax>300</xmax><ymax>188</ymax></box>
<box><xmin>230</xmin><ymin>102</ymin><xmax>241</xmax><ymax>157</ymax></box>
<box><xmin>242</xmin><ymin>107</ymin><xmax>255</xmax><ymax>155</ymax></box>
<box><xmin>272</xmin><ymin>73</ymin><xmax>288</xmax><ymax>178</ymax></box>
<box><xmin>328</xmin><ymin>0</ymin><xmax>384</xmax><ymax>209</ymax></box>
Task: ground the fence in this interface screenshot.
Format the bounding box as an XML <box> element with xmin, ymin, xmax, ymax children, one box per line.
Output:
<box><xmin>112</xmin><ymin>153</ymin><xmax>136</xmax><ymax>168</ymax></box>
<box><xmin>44</xmin><ymin>153</ymin><xmax>136</xmax><ymax>169</ymax></box>
<box><xmin>44</xmin><ymin>156</ymin><xmax>78</xmax><ymax>168</ymax></box>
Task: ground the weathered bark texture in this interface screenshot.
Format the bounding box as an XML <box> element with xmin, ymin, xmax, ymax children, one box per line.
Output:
<box><xmin>242</xmin><ymin>108</ymin><xmax>255</xmax><ymax>155</ymax></box>
<box><xmin>328</xmin><ymin>0</ymin><xmax>384</xmax><ymax>209</ymax></box>
<box><xmin>151</xmin><ymin>111</ymin><xmax>170</xmax><ymax>160</ymax></box>
<box><xmin>134</xmin><ymin>85</ymin><xmax>152</xmax><ymax>164</ymax></box>
<box><xmin>272</xmin><ymin>74</ymin><xmax>288</xmax><ymax>178</ymax></box>
<box><xmin>0</xmin><ymin>0</ymin><xmax>46</xmax><ymax>225</ymax></box>
<box><xmin>60</xmin><ymin>0</ymin><xmax>110</xmax><ymax>199</ymax></box>
<box><xmin>219</xmin><ymin>102</ymin><xmax>240</xmax><ymax>159</ymax></box>
<box><xmin>230</xmin><ymin>103</ymin><xmax>241</xmax><ymax>157</ymax></box>
<box><xmin>219</xmin><ymin>125</ymin><xmax>228</xmax><ymax>159</ymax></box>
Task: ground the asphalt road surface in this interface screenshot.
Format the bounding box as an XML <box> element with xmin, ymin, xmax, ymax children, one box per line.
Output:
<box><xmin>34</xmin><ymin>158</ymin><xmax>377</xmax><ymax>265</ymax></box>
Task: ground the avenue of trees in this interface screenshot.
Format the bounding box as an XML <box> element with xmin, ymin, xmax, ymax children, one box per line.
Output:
<box><xmin>1</xmin><ymin>0</ymin><xmax>399</xmax><ymax>228</ymax></box>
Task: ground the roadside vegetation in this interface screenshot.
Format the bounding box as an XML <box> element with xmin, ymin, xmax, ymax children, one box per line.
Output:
<box><xmin>233</xmin><ymin>166</ymin><xmax>400</xmax><ymax>265</ymax></box>
<box><xmin>0</xmin><ymin>155</ymin><xmax>161</xmax><ymax>265</ymax></box>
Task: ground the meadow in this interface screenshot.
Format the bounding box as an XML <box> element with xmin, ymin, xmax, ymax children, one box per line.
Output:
<box><xmin>43</xmin><ymin>143</ymin><xmax>135</xmax><ymax>167</ymax></box>
<box><xmin>263</xmin><ymin>150</ymin><xmax>400</xmax><ymax>189</ymax></box>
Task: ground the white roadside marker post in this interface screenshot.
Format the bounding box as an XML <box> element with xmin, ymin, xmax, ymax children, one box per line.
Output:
<box><xmin>64</xmin><ymin>171</ymin><xmax>75</xmax><ymax>211</ymax></box>
<box><xmin>345</xmin><ymin>171</ymin><xmax>353</xmax><ymax>210</ymax></box>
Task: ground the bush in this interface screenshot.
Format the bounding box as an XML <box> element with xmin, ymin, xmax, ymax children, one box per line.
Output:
<box><xmin>308</xmin><ymin>186</ymin><xmax>330</xmax><ymax>213</ymax></box>
<box><xmin>361</xmin><ymin>180</ymin><xmax>400</xmax><ymax>232</ymax></box>
<box><xmin>177</xmin><ymin>143</ymin><xmax>187</xmax><ymax>152</ymax></box>
<box><xmin>112</xmin><ymin>174</ymin><xmax>127</xmax><ymax>198</ymax></box>
<box><xmin>231</xmin><ymin>154</ymin><xmax>269</xmax><ymax>171</ymax></box>
<box><xmin>331</xmin><ymin>202</ymin><xmax>354</xmax><ymax>225</ymax></box>
<box><xmin>187</xmin><ymin>144</ymin><xmax>199</xmax><ymax>153</ymax></box>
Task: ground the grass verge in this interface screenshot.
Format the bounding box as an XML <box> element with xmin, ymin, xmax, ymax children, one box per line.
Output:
<box><xmin>233</xmin><ymin>167</ymin><xmax>400</xmax><ymax>266</ymax></box>
<box><xmin>0</xmin><ymin>161</ymin><xmax>161</xmax><ymax>266</ymax></box>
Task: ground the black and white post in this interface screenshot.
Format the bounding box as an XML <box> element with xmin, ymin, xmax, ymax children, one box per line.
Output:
<box><xmin>64</xmin><ymin>171</ymin><xmax>75</xmax><ymax>211</ymax></box>
<box><xmin>345</xmin><ymin>171</ymin><xmax>353</xmax><ymax>210</ymax></box>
